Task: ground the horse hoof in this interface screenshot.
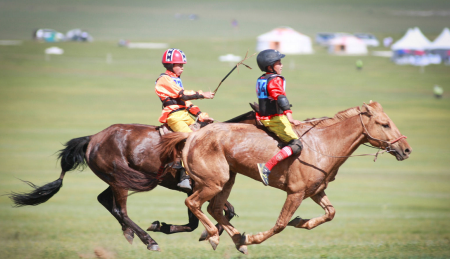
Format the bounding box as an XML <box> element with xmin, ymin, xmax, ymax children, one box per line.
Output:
<box><xmin>238</xmin><ymin>245</ymin><xmax>248</xmax><ymax>255</ymax></box>
<box><xmin>123</xmin><ymin>229</ymin><xmax>134</xmax><ymax>244</ymax></box>
<box><xmin>148</xmin><ymin>244</ymin><xmax>161</xmax><ymax>252</ymax></box>
<box><xmin>199</xmin><ymin>230</ymin><xmax>208</xmax><ymax>241</ymax></box>
<box><xmin>147</xmin><ymin>221</ymin><xmax>161</xmax><ymax>232</ymax></box>
<box><xmin>288</xmin><ymin>216</ymin><xmax>302</xmax><ymax>227</ymax></box>
<box><xmin>240</xmin><ymin>232</ymin><xmax>249</xmax><ymax>246</ymax></box>
<box><xmin>209</xmin><ymin>236</ymin><xmax>219</xmax><ymax>250</ymax></box>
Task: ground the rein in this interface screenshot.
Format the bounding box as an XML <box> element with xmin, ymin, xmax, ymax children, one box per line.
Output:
<box><xmin>358</xmin><ymin>113</ymin><xmax>407</xmax><ymax>154</ymax></box>
<box><xmin>299</xmin><ymin>111</ymin><xmax>407</xmax><ymax>162</ymax></box>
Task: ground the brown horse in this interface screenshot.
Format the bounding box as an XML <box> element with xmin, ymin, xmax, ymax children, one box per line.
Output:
<box><xmin>159</xmin><ymin>102</ymin><xmax>412</xmax><ymax>254</ymax></box>
<box><xmin>8</xmin><ymin>111</ymin><xmax>257</xmax><ymax>252</ymax></box>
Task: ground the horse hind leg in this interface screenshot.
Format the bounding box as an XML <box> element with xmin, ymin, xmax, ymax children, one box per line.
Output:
<box><xmin>97</xmin><ymin>186</ymin><xmax>135</xmax><ymax>244</ymax></box>
<box><xmin>288</xmin><ymin>190</ymin><xmax>336</xmax><ymax>230</ymax></box>
<box><xmin>185</xmin><ymin>187</ymin><xmax>223</xmax><ymax>250</ymax></box>
<box><xmin>207</xmin><ymin>172</ymin><xmax>248</xmax><ymax>254</ymax></box>
<box><xmin>110</xmin><ymin>186</ymin><xmax>161</xmax><ymax>252</ymax></box>
<box><xmin>183</xmin><ymin>147</ymin><xmax>231</xmax><ymax>250</ymax></box>
<box><xmin>199</xmin><ymin>200</ymin><xmax>236</xmax><ymax>241</ymax></box>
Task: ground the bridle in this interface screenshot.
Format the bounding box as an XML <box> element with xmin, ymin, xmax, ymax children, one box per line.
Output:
<box><xmin>358</xmin><ymin>112</ymin><xmax>407</xmax><ymax>156</ymax></box>
<box><xmin>300</xmin><ymin>109</ymin><xmax>407</xmax><ymax>162</ymax></box>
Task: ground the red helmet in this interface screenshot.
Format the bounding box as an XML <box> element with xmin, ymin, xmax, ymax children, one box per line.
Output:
<box><xmin>162</xmin><ymin>48</ymin><xmax>187</xmax><ymax>64</ymax></box>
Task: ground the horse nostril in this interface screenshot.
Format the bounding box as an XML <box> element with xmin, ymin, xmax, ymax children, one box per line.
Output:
<box><xmin>405</xmin><ymin>148</ymin><xmax>411</xmax><ymax>154</ymax></box>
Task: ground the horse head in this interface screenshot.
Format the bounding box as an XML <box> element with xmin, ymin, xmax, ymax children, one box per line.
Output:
<box><xmin>361</xmin><ymin>101</ymin><xmax>412</xmax><ymax>161</ymax></box>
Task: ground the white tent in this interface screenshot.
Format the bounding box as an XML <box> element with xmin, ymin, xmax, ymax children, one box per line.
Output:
<box><xmin>328</xmin><ymin>35</ymin><xmax>368</xmax><ymax>55</ymax></box>
<box><xmin>429</xmin><ymin>28</ymin><xmax>450</xmax><ymax>61</ymax></box>
<box><xmin>430</xmin><ymin>28</ymin><xmax>450</xmax><ymax>50</ymax></box>
<box><xmin>391</xmin><ymin>27</ymin><xmax>431</xmax><ymax>51</ymax></box>
<box><xmin>256</xmin><ymin>27</ymin><xmax>313</xmax><ymax>54</ymax></box>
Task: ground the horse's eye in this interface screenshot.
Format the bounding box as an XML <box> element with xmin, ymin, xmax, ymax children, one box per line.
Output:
<box><xmin>382</xmin><ymin>124</ymin><xmax>390</xmax><ymax>128</ymax></box>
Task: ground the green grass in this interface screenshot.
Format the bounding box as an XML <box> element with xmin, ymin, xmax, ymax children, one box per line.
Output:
<box><xmin>1</xmin><ymin>1</ymin><xmax>450</xmax><ymax>258</ymax></box>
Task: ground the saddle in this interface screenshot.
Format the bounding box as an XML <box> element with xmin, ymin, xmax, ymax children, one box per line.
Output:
<box><xmin>249</xmin><ymin>102</ymin><xmax>320</xmax><ymax>147</ymax></box>
<box><xmin>157</xmin><ymin>121</ymin><xmax>211</xmax><ymax>183</ymax></box>
<box><xmin>157</xmin><ymin>122</ymin><xmax>202</xmax><ymax>137</ymax></box>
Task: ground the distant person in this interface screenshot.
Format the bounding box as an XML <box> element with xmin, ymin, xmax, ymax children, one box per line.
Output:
<box><xmin>155</xmin><ymin>48</ymin><xmax>215</xmax><ymax>191</ymax></box>
<box><xmin>231</xmin><ymin>19</ymin><xmax>239</xmax><ymax>28</ymax></box>
<box><xmin>383</xmin><ymin>37</ymin><xmax>393</xmax><ymax>47</ymax></box>
<box><xmin>255</xmin><ymin>49</ymin><xmax>303</xmax><ymax>186</ymax></box>
<box><xmin>356</xmin><ymin>59</ymin><xmax>363</xmax><ymax>71</ymax></box>
<box><xmin>32</xmin><ymin>29</ymin><xmax>38</xmax><ymax>40</ymax></box>
<box><xmin>434</xmin><ymin>85</ymin><xmax>443</xmax><ymax>99</ymax></box>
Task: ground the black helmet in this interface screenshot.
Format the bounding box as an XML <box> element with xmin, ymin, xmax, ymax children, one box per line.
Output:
<box><xmin>256</xmin><ymin>49</ymin><xmax>285</xmax><ymax>72</ymax></box>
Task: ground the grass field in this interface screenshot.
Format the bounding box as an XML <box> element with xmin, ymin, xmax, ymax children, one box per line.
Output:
<box><xmin>1</xmin><ymin>1</ymin><xmax>450</xmax><ymax>258</ymax></box>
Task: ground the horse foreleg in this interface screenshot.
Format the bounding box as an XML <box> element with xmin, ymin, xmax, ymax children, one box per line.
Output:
<box><xmin>242</xmin><ymin>192</ymin><xmax>304</xmax><ymax>246</ymax></box>
<box><xmin>97</xmin><ymin>186</ymin><xmax>135</xmax><ymax>244</ymax></box>
<box><xmin>148</xmin><ymin>194</ymin><xmax>233</xmax><ymax>236</ymax></box>
<box><xmin>111</xmin><ymin>187</ymin><xmax>161</xmax><ymax>252</ymax></box>
<box><xmin>288</xmin><ymin>191</ymin><xmax>335</xmax><ymax>230</ymax></box>
<box><xmin>147</xmin><ymin>205</ymin><xmax>199</xmax><ymax>234</ymax></box>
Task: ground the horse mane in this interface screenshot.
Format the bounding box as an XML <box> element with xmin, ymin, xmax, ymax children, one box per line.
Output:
<box><xmin>225</xmin><ymin>111</ymin><xmax>255</xmax><ymax>123</ymax></box>
<box><xmin>301</xmin><ymin>106</ymin><xmax>362</xmax><ymax>128</ymax></box>
<box><xmin>226</xmin><ymin>102</ymin><xmax>380</xmax><ymax>129</ymax></box>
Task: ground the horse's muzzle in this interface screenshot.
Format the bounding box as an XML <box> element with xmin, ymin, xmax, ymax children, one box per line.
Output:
<box><xmin>392</xmin><ymin>145</ymin><xmax>412</xmax><ymax>161</ymax></box>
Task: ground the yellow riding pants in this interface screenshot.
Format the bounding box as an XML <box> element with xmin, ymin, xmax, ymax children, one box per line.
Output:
<box><xmin>167</xmin><ymin>110</ymin><xmax>195</xmax><ymax>132</ymax></box>
<box><xmin>260</xmin><ymin>115</ymin><xmax>298</xmax><ymax>143</ymax></box>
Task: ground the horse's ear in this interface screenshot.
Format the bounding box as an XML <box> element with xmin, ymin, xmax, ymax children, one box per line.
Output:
<box><xmin>362</xmin><ymin>102</ymin><xmax>376</xmax><ymax>116</ymax></box>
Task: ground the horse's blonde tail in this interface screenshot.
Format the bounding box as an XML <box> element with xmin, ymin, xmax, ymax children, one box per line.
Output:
<box><xmin>157</xmin><ymin>132</ymin><xmax>191</xmax><ymax>163</ymax></box>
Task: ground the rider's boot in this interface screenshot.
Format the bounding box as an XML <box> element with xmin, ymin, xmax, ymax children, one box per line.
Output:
<box><xmin>257</xmin><ymin>163</ymin><xmax>271</xmax><ymax>186</ymax></box>
<box><xmin>257</xmin><ymin>139</ymin><xmax>303</xmax><ymax>186</ymax></box>
<box><xmin>177</xmin><ymin>167</ymin><xmax>192</xmax><ymax>192</ymax></box>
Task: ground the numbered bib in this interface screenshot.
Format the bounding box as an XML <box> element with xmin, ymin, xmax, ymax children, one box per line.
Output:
<box><xmin>172</xmin><ymin>77</ymin><xmax>184</xmax><ymax>89</ymax></box>
<box><xmin>256</xmin><ymin>79</ymin><xmax>268</xmax><ymax>99</ymax></box>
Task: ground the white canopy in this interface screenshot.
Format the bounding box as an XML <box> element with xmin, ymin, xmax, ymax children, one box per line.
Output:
<box><xmin>256</xmin><ymin>27</ymin><xmax>313</xmax><ymax>54</ymax></box>
<box><xmin>328</xmin><ymin>35</ymin><xmax>368</xmax><ymax>55</ymax></box>
<box><xmin>430</xmin><ymin>28</ymin><xmax>450</xmax><ymax>50</ymax></box>
<box><xmin>391</xmin><ymin>27</ymin><xmax>431</xmax><ymax>51</ymax></box>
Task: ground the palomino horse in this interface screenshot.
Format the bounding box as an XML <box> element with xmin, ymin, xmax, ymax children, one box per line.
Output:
<box><xmin>159</xmin><ymin>102</ymin><xmax>412</xmax><ymax>254</ymax></box>
<box><xmin>8</xmin><ymin>111</ymin><xmax>257</xmax><ymax>252</ymax></box>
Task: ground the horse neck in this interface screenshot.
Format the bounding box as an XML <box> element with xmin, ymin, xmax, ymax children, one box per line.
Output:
<box><xmin>302</xmin><ymin>114</ymin><xmax>366</xmax><ymax>158</ymax></box>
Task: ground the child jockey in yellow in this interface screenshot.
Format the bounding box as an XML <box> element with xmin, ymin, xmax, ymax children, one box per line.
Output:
<box><xmin>255</xmin><ymin>49</ymin><xmax>303</xmax><ymax>186</ymax></box>
<box><xmin>155</xmin><ymin>48</ymin><xmax>214</xmax><ymax>191</ymax></box>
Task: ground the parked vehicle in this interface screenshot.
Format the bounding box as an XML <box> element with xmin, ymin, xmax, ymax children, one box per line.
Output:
<box><xmin>316</xmin><ymin>32</ymin><xmax>352</xmax><ymax>46</ymax></box>
<box><xmin>315</xmin><ymin>33</ymin><xmax>336</xmax><ymax>46</ymax></box>
<box><xmin>354</xmin><ymin>33</ymin><xmax>380</xmax><ymax>47</ymax></box>
<box><xmin>33</xmin><ymin>28</ymin><xmax>65</xmax><ymax>42</ymax></box>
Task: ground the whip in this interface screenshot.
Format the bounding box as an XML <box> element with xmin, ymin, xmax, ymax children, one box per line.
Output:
<box><xmin>213</xmin><ymin>50</ymin><xmax>256</xmax><ymax>96</ymax></box>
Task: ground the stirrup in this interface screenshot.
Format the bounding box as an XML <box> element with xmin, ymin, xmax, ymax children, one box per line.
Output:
<box><xmin>257</xmin><ymin>163</ymin><xmax>270</xmax><ymax>186</ymax></box>
<box><xmin>177</xmin><ymin>179</ymin><xmax>192</xmax><ymax>191</ymax></box>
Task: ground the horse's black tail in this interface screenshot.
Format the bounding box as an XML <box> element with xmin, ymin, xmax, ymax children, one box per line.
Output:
<box><xmin>57</xmin><ymin>136</ymin><xmax>90</xmax><ymax>172</ymax></box>
<box><xmin>9</xmin><ymin>136</ymin><xmax>90</xmax><ymax>207</ymax></box>
<box><xmin>9</xmin><ymin>178</ymin><xmax>64</xmax><ymax>207</ymax></box>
